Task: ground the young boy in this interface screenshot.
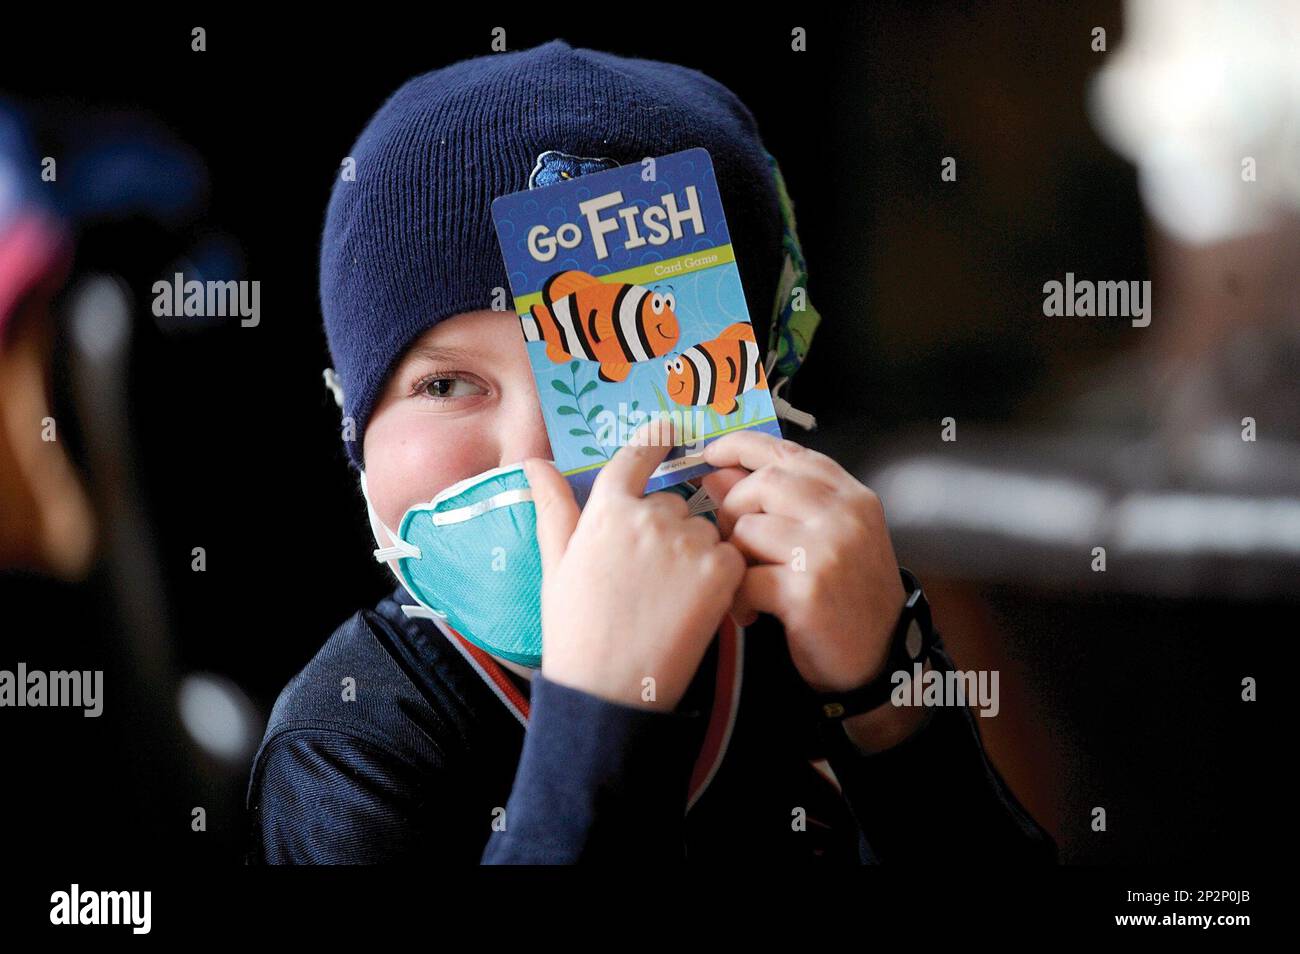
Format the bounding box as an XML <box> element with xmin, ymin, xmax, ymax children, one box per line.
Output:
<box><xmin>246</xmin><ymin>39</ymin><xmax>1056</xmax><ymax>864</ymax></box>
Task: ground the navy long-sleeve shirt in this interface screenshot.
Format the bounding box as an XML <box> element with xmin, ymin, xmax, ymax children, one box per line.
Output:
<box><xmin>246</xmin><ymin>585</ymin><xmax>1056</xmax><ymax>864</ymax></box>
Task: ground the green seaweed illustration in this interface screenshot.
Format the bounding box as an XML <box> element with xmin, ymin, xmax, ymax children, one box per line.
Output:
<box><xmin>553</xmin><ymin>361</ymin><xmax>651</xmax><ymax>459</ymax></box>
<box><xmin>553</xmin><ymin>361</ymin><xmax>610</xmax><ymax>460</ymax></box>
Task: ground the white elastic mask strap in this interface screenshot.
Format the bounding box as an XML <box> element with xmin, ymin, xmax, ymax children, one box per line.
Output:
<box><xmin>431</xmin><ymin>487</ymin><xmax>533</xmax><ymax>526</ymax></box>
<box><xmin>685</xmin><ymin>484</ymin><xmax>719</xmax><ymax>517</ymax></box>
<box><xmin>764</xmin><ymin>349</ymin><xmax>817</xmax><ymax>431</ymax></box>
<box><xmin>401</xmin><ymin>603</ymin><xmax>447</xmax><ymax>621</ymax></box>
<box><xmin>322</xmin><ymin>368</ymin><xmax>346</xmax><ymax>410</ymax></box>
<box><xmin>359</xmin><ymin>470</ymin><xmax>422</xmax><ymax>563</ymax></box>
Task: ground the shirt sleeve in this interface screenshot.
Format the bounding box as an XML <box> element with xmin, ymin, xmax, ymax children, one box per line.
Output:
<box><xmin>248</xmin><ymin>680</ymin><xmax>706</xmax><ymax>865</ymax></box>
<box><xmin>821</xmin><ymin>641</ymin><xmax>1059</xmax><ymax>865</ymax></box>
<box><xmin>481</xmin><ymin>671</ymin><xmax>705</xmax><ymax>864</ymax></box>
<box><xmin>247</xmin><ymin>727</ymin><xmax>448</xmax><ymax>864</ymax></box>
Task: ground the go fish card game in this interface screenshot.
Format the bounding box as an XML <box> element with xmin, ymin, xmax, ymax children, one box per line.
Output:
<box><xmin>491</xmin><ymin>147</ymin><xmax>784</xmax><ymax>505</ymax></box>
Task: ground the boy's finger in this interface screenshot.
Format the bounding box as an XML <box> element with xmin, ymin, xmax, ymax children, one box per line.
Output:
<box><xmin>733</xmin><ymin>565</ymin><xmax>783</xmax><ymax>621</ymax></box>
<box><xmin>727</xmin><ymin>511</ymin><xmax>804</xmax><ymax>566</ymax></box>
<box><xmin>522</xmin><ymin>458</ymin><xmax>579</xmax><ymax>573</ymax></box>
<box><xmin>719</xmin><ymin>465</ymin><xmax>832</xmax><ymax>523</ymax></box>
<box><xmin>699</xmin><ymin>467</ymin><xmax>748</xmax><ymax>536</ymax></box>
<box><xmin>703</xmin><ymin>431</ymin><xmax>840</xmax><ymax>488</ymax></box>
<box><xmin>592</xmin><ymin>417</ymin><xmax>677</xmax><ymax>500</ymax></box>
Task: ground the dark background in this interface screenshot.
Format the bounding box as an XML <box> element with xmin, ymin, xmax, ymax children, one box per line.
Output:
<box><xmin>0</xmin><ymin>4</ymin><xmax>1286</xmax><ymax>866</ymax></box>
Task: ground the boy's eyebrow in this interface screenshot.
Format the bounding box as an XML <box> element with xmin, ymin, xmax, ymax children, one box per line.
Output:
<box><xmin>407</xmin><ymin>344</ymin><xmax>480</xmax><ymax>364</ymax></box>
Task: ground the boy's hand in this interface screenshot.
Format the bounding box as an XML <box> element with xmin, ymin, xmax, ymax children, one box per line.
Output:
<box><xmin>698</xmin><ymin>432</ymin><xmax>907</xmax><ymax>696</ymax></box>
<box><xmin>523</xmin><ymin>419</ymin><xmax>746</xmax><ymax>712</ymax></box>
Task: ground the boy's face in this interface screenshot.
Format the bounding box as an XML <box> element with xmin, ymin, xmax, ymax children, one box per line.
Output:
<box><xmin>363</xmin><ymin>309</ymin><xmax>552</xmax><ymax>533</ymax></box>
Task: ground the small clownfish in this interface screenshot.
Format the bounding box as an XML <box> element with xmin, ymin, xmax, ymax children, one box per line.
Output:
<box><xmin>520</xmin><ymin>270</ymin><xmax>681</xmax><ymax>382</ymax></box>
<box><xmin>664</xmin><ymin>322</ymin><xmax>769</xmax><ymax>416</ymax></box>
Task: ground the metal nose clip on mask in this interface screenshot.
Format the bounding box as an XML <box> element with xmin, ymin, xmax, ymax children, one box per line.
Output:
<box><xmin>361</xmin><ymin>462</ymin><xmax>718</xmax><ymax>669</ymax></box>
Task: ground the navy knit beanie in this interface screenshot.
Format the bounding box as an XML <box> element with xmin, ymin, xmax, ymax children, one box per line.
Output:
<box><xmin>320</xmin><ymin>38</ymin><xmax>784</xmax><ymax>470</ymax></box>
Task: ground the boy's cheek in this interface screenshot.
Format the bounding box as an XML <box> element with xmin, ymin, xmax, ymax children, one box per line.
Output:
<box><xmin>363</xmin><ymin>421</ymin><xmax>505</xmax><ymax>530</ymax></box>
<box><xmin>361</xmin><ymin>448</ymin><xmax>442</xmax><ymax>531</ymax></box>
<box><xmin>361</xmin><ymin>417</ymin><xmax>442</xmax><ymax>524</ymax></box>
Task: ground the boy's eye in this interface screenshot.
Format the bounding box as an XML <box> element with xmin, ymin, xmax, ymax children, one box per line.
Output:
<box><xmin>415</xmin><ymin>374</ymin><xmax>486</xmax><ymax>401</ymax></box>
<box><xmin>425</xmin><ymin>378</ymin><xmax>457</xmax><ymax>397</ymax></box>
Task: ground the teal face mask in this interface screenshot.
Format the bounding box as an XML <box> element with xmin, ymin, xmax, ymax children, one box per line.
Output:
<box><xmin>361</xmin><ymin>462</ymin><xmax>717</xmax><ymax>669</ymax></box>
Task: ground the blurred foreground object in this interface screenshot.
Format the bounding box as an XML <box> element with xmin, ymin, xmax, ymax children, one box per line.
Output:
<box><xmin>1</xmin><ymin>95</ymin><xmax>257</xmax><ymax>860</ymax></box>
<box><xmin>1089</xmin><ymin>0</ymin><xmax>1300</xmax><ymax>246</ymax></box>
<box><xmin>0</xmin><ymin>102</ymin><xmax>95</xmax><ymax>578</ymax></box>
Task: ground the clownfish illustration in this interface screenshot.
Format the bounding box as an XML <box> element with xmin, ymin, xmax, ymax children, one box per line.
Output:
<box><xmin>664</xmin><ymin>323</ymin><xmax>769</xmax><ymax>416</ymax></box>
<box><xmin>520</xmin><ymin>270</ymin><xmax>681</xmax><ymax>383</ymax></box>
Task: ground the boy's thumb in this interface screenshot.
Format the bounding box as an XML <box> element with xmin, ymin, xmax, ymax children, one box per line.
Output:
<box><xmin>523</xmin><ymin>458</ymin><xmax>579</xmax><ymax>573</ymax></box>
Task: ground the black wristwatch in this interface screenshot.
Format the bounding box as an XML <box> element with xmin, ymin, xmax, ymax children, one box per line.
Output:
<box><xmin>812</xmin><ymin>567</ymin><xmax>936</xmax><ymax>722</ymax></box>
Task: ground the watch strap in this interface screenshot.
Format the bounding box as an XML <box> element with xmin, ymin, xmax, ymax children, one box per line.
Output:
<box><xmin>813</xmin><ymin>567</ymin><xmax>936</xmax><ymax>722</ymax></box>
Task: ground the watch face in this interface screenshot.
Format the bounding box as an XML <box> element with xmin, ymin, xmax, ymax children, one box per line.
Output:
<box><xmin>905</xmin><ymin>619</ymin><xmax>924</xmax><ymax>660</ymax></box>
